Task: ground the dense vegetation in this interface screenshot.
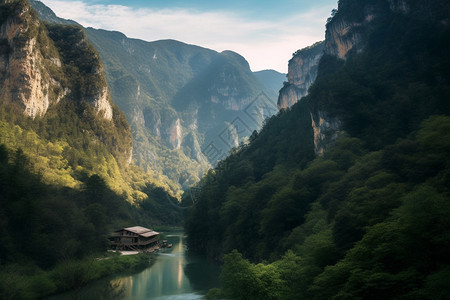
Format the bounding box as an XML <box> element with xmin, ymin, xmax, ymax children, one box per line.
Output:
<box><xmin>204</xmin><ymin>116</ymin><xmax>450</xmax><ymax>299</ymax></box>
<box><xmin>0</xmin><ymin>143</ymin><xmax>178</xmax><ymax>298</ymax></box>
<box><xmin>0</xmin><ymin>2</ymin><xmax>185</xmax><ymax>297</ymax></box>
<box><xmin>186</xmin><ymin>0</ymin><xmax>450</xmax><ymax>298</ymax></box>
<box><xmin>29</xmin><ymin>0</ymin><xmax>286</xmax><ymax>195</ymax></box>
<box><xmin>87</xmin><ymin>28</ymin><xmax>278</xmax><ymax>190</ymax></box>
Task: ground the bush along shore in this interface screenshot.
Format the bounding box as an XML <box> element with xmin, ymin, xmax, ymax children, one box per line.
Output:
<box><xmin>0</xmin><ymin>252</ymin><xmax>155</xmax><ymax>299</ymax></box>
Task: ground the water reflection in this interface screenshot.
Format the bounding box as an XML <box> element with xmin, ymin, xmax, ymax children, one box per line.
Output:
<box><xmin>48</xmin><ymin>231</ymin><xmax>219</xmax><ymax>300</ymax></box>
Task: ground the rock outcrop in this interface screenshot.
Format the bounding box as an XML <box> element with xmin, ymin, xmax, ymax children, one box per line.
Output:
<box><xmin>0</xmin><ymin>0</ymin><xmax>132</xmax><ymax>167</ymax></box>
<box><xmin>0</xmin><ymin>2</ymin><xmax>62</xmax><ymax>118</ymax></box>
<box><xmin>0</xmin><ymin>0</ymin><xmax>113</xmax><ymax>120</ymax></box>
<box><xmin>28</xmin><ymin>0</ymin><xmax>283</xmax><ymax>190</ymax></box>
<box><xmin>310</xmin><ymin>110</ymin><xmax>342</xmax><ymax>155</ymax></box>
<box><xmin>306</xmin><ymin>0</ymin><xmax>450</xmax><ymax>155</ymax></box>
<box><xmin>277</xmin><ymin>41</ymin><xmax>324</xmax><ymax>110</ymax></box>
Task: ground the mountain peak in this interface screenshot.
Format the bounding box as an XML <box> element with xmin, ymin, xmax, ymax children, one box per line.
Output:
<box><xmin>220</xmin><ymin>50</ymin><xmax>250</xmax><ymax>69</ymax></box>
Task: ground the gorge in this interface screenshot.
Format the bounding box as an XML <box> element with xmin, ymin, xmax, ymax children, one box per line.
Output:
<box><xmin>0</xmin><ymin>0</ymin><xmax>449</xmax><ymax>299</ymax></box>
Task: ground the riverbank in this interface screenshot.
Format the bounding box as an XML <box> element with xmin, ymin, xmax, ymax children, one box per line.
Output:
<box><xmin>51</xmin><ymin>231</ymin><xmax>222</xmax><ymax>299</ymax></box>
<box><xmin>0</xmin><ymin>252</ymin><xmax>155</xmax><ymax>299</ymax></box>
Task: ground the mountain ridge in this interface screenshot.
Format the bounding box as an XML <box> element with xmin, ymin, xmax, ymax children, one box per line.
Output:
<box><xmin>29</xmin><ymin>0</ymin><xmax>283</xmax><ymax>192</ymax></box>
<box><xmin>185</xmin><ymin>0</ymin><xmax>450</xmax><ymax>298</ymax></box>
<box><xmin>0</xmin><ymin>0</ymin><xmax>189</xmax><ymax>201</ymax></box>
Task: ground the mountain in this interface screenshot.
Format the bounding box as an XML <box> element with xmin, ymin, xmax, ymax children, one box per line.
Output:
<box><xmin>253</xmin><ymin>69</ymin><xmax>286</xmax><ymax>99</ymax></box>
<box><xmin>0</xmin><ymin>0</ymin><xmax>185</xmax><ymax>203</ymax></box>
<box><xmin>0</xmin><ymin>0</ymin><xmax>133</xmax><ymax>172</ymax></box>
<box><xmin>26</xmin><ymin>0</ymin><xmax>76</xmax><ymax>25</ymax></box>
<box><xmin>277</xmin><ymin>41</ymin><xmax>324</xmax><ymax>110</ymax></box>
<box><xmin>29</xmin><ymin>0</ymin><xmax>279</xmax><ymax>193</ymax></box>
<box><xmin>86</xmin><ymin>30</ymin><xmax>277</xmax><ymax>189</ymax></box>
<box><xmin>0</xmin><ymin>1</ymin><xmax>184</xmax><ymax>298</ymax></box>
<box><xmin>185</xmin><ymin>0</ymin><xmax>450</xmax><ymax>298</ymax></box>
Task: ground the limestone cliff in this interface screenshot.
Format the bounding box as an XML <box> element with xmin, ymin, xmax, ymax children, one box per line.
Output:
<box><xmin>310</xmin><ymin>110</ymin><xmax>342</xmax><ymax>155</ymax></box>
<box><xmin>322</xmin><ymin>0</ymin><xmax>437</xmax><ymax>60</ymax></box>
<box><xmin>0</xmin><ymin>0</ymin><xmax>132</xmax><ymax>167</ymax></box>
<box><xmin>308</xmin><ymin>1</ymin><xmax>388</xmax><ymax>154</ymax></box>
<box><xmin>307</xmin><ymin>0</ymin><xmax>450</xmax><ymax>155</ymax></box>
<box><xmin>0</xmin><ymin>0</ymin><xmax>63</xmax><ymax>118</ymax></box>
<box><xmin>29</xmin><ymin>0</ymin><xmax>281</xmax><ymax>190</ymax></box>
<box><xmin>0</xmin><ymin>0</ymin><xmax>113</xmax><ymax>120</ymax></box>
<box><xmin>277</xmin><ymin>41</ymin><xmax>324</xmax><ymax>110</ymax></box>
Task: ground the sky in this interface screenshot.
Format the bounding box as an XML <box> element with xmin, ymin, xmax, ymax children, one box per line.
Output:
<box><xmin>39</xmin><ymin>0</ymin><xmax>337</xmax><ymax>73</ymax></box>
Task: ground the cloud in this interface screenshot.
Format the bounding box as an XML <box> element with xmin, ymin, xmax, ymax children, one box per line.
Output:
<box><xmin>40</xmin><ymin>0</ymin><xmax>334</xmax><ymax>72</ymax></box>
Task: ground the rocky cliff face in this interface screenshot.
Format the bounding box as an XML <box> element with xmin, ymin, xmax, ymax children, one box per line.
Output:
<box><xmin>45</xmin><ymin>23</ymin><xmax>114</xmax><ymax>121</ymax></box>
<box><xmin>0</xmin><ymin>0</ymin><xmax>113</xmax><ymax>120</ymax></box>
<box><xmin>310</xmin><ymin>110</ymin><xmax>342</xmax><ymax>155</ymax></box>
<box><xmin>0</xmin><ymin>0</ymin><xmax>132</xmax><ymax>167</ymax></box>
<box><xmin>322</xmin><ymin>0</ymin><xmax>431</xmax><ymax>60</ymax></box>
<box><xmin>323</xmin><ymin>8</ymin><xmax>376</xmax><ymax>59</ymax></box>
<box><xmin>307</xmin><ymin>0</ymin><xmax>450</xmax><ymax>155</ymax></box>
<box><xmin>28</xmin><ymin>0</ymin><xmax>283</xmax><ymax>191</ymax></box>
<box><xmin>0</xmin><ymin>1</ymin><xmax>61</xmax><ymax>118</ymax></box>
<box><xmin>307</xmin><ymin>1</ymin><xmax>386</xmax><ymax>153</ymax></box>
<box><xmin>277</xmin><ymin>41</ymin><xmax>324</xmax><ymax>110</ymax></box>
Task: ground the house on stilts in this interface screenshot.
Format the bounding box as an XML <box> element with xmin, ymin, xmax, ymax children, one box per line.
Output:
<box><xmin>109</xmin><ymin>226</ymin><xmax>159</xmax><ymax>252</ymax></box>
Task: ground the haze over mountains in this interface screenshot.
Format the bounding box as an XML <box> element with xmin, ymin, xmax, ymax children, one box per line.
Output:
<box><xmin>29</xmin><ymin>0</ymin><xmax>287</xmax><ymax>193</ymax></box>
<box><xmin>1</xmin><ymin>0</ymin><xmax>449</xmax><ymax>299</ymax></box>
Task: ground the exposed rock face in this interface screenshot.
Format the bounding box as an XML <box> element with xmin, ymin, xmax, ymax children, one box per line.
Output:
<box><xmin>0</xmin><ymin>1</ymin><xmax>113</xmax><ymax>120</ymax></box>
<box><xmin>29</xmin><ymin>0</ymin><xmax>280</xmax><ymax>189</ymax></box>
<box><xmin>0</xmin><ymin>0</ymin><xmax>132</xmax><ymax>168</ymax></box>
<box><xmin>277</xmin><ymin>41</ymin><xmax>324</xmax><ymax>110</ymax></box>
<box><xmin>307</xmin><ymin>1</ymin><xmax>385</xmax><ymax>153</ymax></box>
<box><xmin>0</xmin><ymin>5</ymin><xmax>61</xmax><ymax>118</ymax></box>
<box><xmin>323</xmin><ymin>0</ymin><xmax>425</xmax><ymax>60</ymax></box>
<box><xmin>307</xmin><ymin>0</ymin><xmax>442</xmax><ymax>155</ymax></box>
<box><xmin>310</xmin><ymin>111</ymin><xmax>342</xmax><ymax>155</ymax></box>
<box><xmin>168</xmin><ymin>118</ymin><xmax>182</xmax><ymax>150</ymax></box>
<box><xmin>91</xmin><ymin>87</ymin><xmax>113</xmax><ymax>121</ymax></box>
<box><xmin>183</xmin><ymin>132</ymin><xmax>208</xmax><ymax>165</ymax></box>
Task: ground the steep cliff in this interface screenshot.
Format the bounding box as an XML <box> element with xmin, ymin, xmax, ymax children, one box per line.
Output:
<box><xmin>0</xmin><ymin>0</ymin><xmax>62</xmax><ymax>118</ymax></box>
<box><xmin>82</xmin><ymin>28</ymin><xmax>278</xmax><ymax>187</ymax></box>
<box><xmin>0</xmin><ymin>0</ymin><xmax>133</xmax><ymax>182</ymax></box>
<box><xmin>28</xmin><ymin>0</ymin><xmax>281</xmax><ymax>193</ymax></box>
<box><xmin>311</xmin><ymin>0</ymin><xmax>450</xmax><ymax>153</ymax></box>
<box><xmin>277</xmin><ymin>41</ymin><xmax>324</xmax><ymax>110</ymax></box>
<box><xmin>0</xmin><ymin>0</ymin><xmax>113</xmax><ymax>121</ymax></box>
<box><xmin>185</xmin><ymin>0</ymin><xmax>450</xmax><ymax>270</ymax></box>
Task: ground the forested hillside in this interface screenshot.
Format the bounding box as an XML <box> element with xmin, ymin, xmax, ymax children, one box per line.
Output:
<box><xmin>28</xmin><ymin>0</ymin><xmax>285</xmax><ymax>194</ymax></box>
<box><xmin>0</xmin><ymin>2</ymin><xmax>184</xmax><ymax>297</ymax></box>
<box><xmin>85</xmin><ymin>30</ymin><xmax>281</xmax><ymax>191</ymax></box>
<box><xmin>185</xmin><ymin>0</ymin><xmax>450</xmax><ymax>298</ymax></box>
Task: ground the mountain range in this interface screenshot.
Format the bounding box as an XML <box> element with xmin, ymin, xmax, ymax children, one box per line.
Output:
<box><xmin>2</xmin><ymin>0</ymin><xmax>448</xmax><ymax>298</ymax></box>
<box><xmin>29</xmin><ymin>0</ymin><xmax>286</xmax><ymax>193</ymax></box>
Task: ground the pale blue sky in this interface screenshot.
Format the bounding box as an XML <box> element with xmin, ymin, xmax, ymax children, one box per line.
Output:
<box><xmin>40</xmin><ymin>0</ymin><xmax>337</xmax><ymax>72</ymax></box>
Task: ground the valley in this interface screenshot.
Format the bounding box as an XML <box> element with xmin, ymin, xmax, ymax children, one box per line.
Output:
<box><xmin>0</xmin><ymin>0</ymin><xmax>449</xmax><ymax>299</ymax></box>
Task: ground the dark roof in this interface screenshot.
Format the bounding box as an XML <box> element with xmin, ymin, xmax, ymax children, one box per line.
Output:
<box><xmin>122</xmin><ymin>226</ymin><xmax>159</xmax><ymax>238</ymax></box>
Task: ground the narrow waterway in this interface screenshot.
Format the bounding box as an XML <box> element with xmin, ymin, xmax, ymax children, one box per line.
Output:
<box><xmin>51</xmin><ymin>231</ymin><xmax>220</xmax><ymax>299</ymax></box>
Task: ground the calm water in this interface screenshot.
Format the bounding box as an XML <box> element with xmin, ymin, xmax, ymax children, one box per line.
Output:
<box><xmin>51</xmin><ymin>231</ymin><xmax>220</xmax><ymax>300</ymax></box>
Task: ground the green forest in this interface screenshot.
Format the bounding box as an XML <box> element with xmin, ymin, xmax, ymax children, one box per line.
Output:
<box><xmin>186</xmin><ymin>0</ymin><xmax>450</xmax><ymax>298</ymax></box>
<box><xmin>0</xmin><ymin>1</ymin><xmax>185</xmax><ymax>298</ymax></box>
<box><xmin>202</xmin><ymin>116</ymin><xmax>450</xmax><ymax>299</ymax></box>
<box><xmin>1</xmin><ymin>0</ymin><xmax>450</xmax><ymax>299</ymax></box>
<box><xmin>0</xmin><ymin>143</ymin><xmax>183</xmax><ymax>299</ymax></box>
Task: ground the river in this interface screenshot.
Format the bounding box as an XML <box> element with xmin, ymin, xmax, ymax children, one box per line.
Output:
<box><xmin>50</xmin><ymin>231</ymin><xmax>220</xmax><ymax>299</ymax></box>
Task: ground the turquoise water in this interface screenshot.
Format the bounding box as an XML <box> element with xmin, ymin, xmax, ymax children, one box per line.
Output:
<box><xmin>50</xmin><ymin>232</ymin><xmax>220</xmax><ymax>299</ymax></box>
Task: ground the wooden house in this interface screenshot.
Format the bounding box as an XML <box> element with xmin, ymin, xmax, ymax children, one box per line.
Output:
<box><xmin>109</xmin><ymin>226</ymin><xmax>159</xmax><ymax>251</ymax></box>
